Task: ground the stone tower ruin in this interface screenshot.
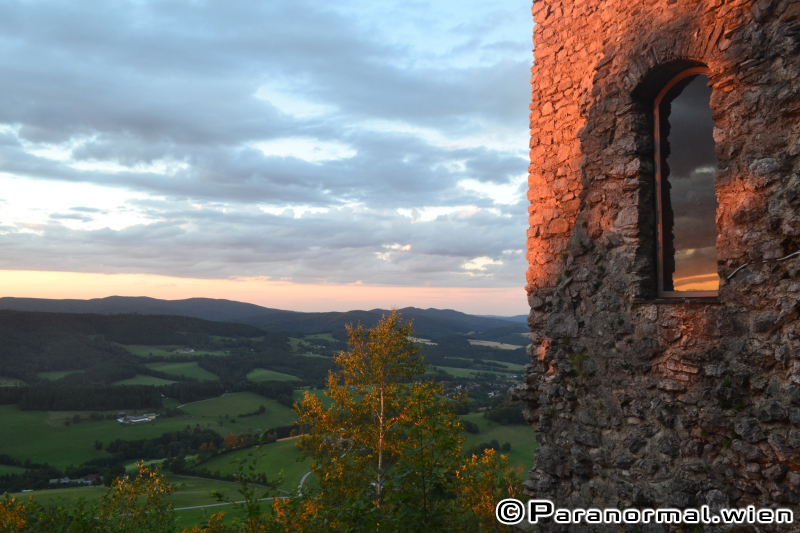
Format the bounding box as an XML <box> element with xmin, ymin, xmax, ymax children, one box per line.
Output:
<box><xmin>515</xmin><ymin>0</ymin><xmax>800</xmax><ymax>530</ymax></box>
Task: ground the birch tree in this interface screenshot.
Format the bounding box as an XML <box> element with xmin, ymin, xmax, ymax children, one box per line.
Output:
<box><xmin>294</xmin><ymin>309</ymin><xmax>463</xmax><ymax>531</ymax></box>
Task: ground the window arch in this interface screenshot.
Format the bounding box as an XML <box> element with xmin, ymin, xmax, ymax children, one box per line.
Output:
<box><xmin>654</xmin><ymin>67</ymin><xmax>719</xmax><ymax>298</ymax></box>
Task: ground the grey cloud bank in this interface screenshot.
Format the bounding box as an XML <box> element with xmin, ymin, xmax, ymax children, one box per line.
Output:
<box><xmin>0</xmin><ymin>0</ymin><xmax>532</xmax><ymax>289</ymax></box>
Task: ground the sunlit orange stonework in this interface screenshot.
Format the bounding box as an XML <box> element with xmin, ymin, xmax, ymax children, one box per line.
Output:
<box><xmin>517</xmin><ymin>0</ymin><xmax>800</xmax><ymax>527</ymax></box>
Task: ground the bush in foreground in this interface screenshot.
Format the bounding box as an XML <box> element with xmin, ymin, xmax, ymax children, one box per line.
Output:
<box><xmin>1</xmin><ymin>463</ymin><xmax>176</xmax><ymax>533</ymax></box>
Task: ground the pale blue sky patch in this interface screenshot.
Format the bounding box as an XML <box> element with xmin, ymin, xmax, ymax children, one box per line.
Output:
<box><xmin>250</xmin><ymin>138</ymin><xmax>357</xmax><ymax>163</ymax></box>
<box><xmin>458</xmin><ymin>174</ymin><xmax>528</xmax><ymax>205</ymax></box>
<box><xmin>254</xmin><ymin>83</ymin><xmax>337</xmax><ymax>118</ymax></box>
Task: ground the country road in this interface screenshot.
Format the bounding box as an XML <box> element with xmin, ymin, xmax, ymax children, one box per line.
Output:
<box><xmin>174</xmin><ymin>497</ymin><xmax>280</xmax><ymax>512</ymax></box>
<box><xmin>296</xmin><ymin>471</ymin><xmax>312</xmax><ymax>496</ymax></box>
<box><xmin>172</xmin><ymin>472</ymin><xmax>310</xmax><ymax>512</ymax></box>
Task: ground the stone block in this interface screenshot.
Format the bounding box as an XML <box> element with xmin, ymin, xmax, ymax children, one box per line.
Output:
<box><xmin>734</xmin><ymin>417</ymin><xmax>767</xmax><ymax>443</ymax></box>
<box><xmin>734</xmin><ymin>440</ymin><xmax>766</xmax><ymax>462</ymax></box>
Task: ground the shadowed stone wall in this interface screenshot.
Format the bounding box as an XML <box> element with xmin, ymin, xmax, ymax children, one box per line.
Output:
<box><xmin>514</xmin><ymin>0</ymin><xmax>800</xmax><ymax>531</ymax></box>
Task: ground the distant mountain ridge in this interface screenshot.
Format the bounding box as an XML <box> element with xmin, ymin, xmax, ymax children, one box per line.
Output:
<box><xmin>0</xmin><ymin>296</ymin><xmax>526</xmax><ymax>339</ymax></box>
<box><xmin>0</xmin><ymin>296</ymin><xmax>283</xmax><ymax>322</ymax></box>
<box><xmin>476</xmin><ymin>314</ymin><xmax>528</xmax><ymax>323</ymax></box>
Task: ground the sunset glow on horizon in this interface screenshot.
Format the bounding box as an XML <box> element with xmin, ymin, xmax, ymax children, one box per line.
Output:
<box><xmin>0</xmin><ymin>270</ymin><xmax>529</xmax><ymax>315</ymax></box>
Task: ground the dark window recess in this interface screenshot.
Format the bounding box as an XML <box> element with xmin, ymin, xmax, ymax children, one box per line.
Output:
<box><xmin>655</xmin><ymin>70</ymin><xmax>719</xmax><ymax>297</ymax></box>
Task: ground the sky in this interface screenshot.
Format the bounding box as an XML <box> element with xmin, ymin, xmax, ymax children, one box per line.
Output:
<box><xmin>661</xmin><ymin>75</ymin><xmax>719</xmax><ymax>292</ymax></box>
<box><xmin>0</xmin><ymin>0</ymin><xmax>533</xmax><ymax>315</ymax></box>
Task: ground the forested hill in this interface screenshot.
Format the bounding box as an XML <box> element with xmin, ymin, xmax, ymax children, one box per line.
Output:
<box><xmin>0</xmin><ymin>297</ymin><xmax>526</xmax><ymax>339</ymax></box>
<box><xmin>0</xmin><ymin>296</ymin><xmax>283</xmax><ymax>323</ymax></box>
<box><xmin>239</xmin><ymin>308</ymin><xmax>524</xmax><ymax>338</ymax></box>
<box><xmin>0</xmin><ymin>311</ymin><xmax>284</xmax><ymax>384</ymax></box>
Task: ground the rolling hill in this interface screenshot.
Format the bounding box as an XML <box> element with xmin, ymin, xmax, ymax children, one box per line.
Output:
<box><xmin>0</xmin><ymin>297</ymin><xmax>526</xmax><ymax>339</ymax></box>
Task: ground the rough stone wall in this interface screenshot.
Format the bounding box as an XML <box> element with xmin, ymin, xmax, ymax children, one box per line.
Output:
<box><xmin>515</xmin><ymin>0</ymin><xmax>800</xmax><ymax>531</ymax></box>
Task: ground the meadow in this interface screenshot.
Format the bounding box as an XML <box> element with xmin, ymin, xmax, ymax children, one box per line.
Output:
<box><xmin>195</xmin><ymin>439</ymin><xmax>310</xmax><ymax>492</ymax></box>
<box><xmin>178</xmin><ymin>392</ymin><xmax>298</xmax><ymax>430</ymax></box>
<box><xmin>467</xmin><ymin>340</ymin><xmax>524</xmax><ymax>350</ymax></box>
<box><xmin>433</xmin><ymin>366</ymin><xmax>515</xmax><ymax>379</ymax></box>
<box><xmin>122</xmin><ymin>345</ymin><xmax>228</xmax><ymax>358</ymax></box>
<box><xmin>0</xmin><ymin>405</ymin><xmax>216</xmax><ymax>469</ymax></box>
<box><xmin>0</xmin><ymin>393</ymin><xmax>298</xmax><ymax>469</ymax></box>
<box><xmin>145</xmin><ymin>362</ymin><xmax>220</xmax><ymax>381</ymax></box>
<box><xmin>287</xmin><ymin>337</ymin><xmax>330</xmax><ymax>358</ymax></box>
<box><xmin>0</xmin><ymin>464</ymin><xmax>26</xmax><ymax>475</ymax></box>
<box><xmin>483</xmin><ymin>360</ymin><xmax>526</xmax><ymax>372</ymax></box>
<box><xmin>9</xmin><ymin>475</ymin><xmax>253</xmax><ymax>528</ymax></box>
<box><xmin>36</xmin><ymin>371</ymin><xmax>82</xmax><ymax>381</ymax></box>
<box><xmin>459</xmin><ymin>413</ymin><xmax>538</xmax><ymax>477</ymax></box>
<box><xmin>245</xmin><ymin>369</ymin><xmax>300</xmax><ymax>382</ymax></box>
<box><xmin>113</xmin><ymin>375</ymin><xmax>176</xmax><ymax>386</ymax></box>
<box><xmin>442</xmin><ymin>357</ymin><xmax>526</xmax><ymax>372</ymax></box>
<box><xmin>303</xmin><ymin>333</ymin><xmax>337</xmax><ymax>343</ymax></box>
<box><xmin>292</xmin><ymin>389</ymin><xmax>333</xmax><ymax>409</ymax></box>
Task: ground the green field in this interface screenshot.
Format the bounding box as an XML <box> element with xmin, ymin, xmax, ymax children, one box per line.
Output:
<box><xmin>288</xmin><ymin>337</ymin><xmax>304</xmax><ymax>351</ymax></box>
<box><xmin>304</xmin><ymin>333</ymin><xmax>337</xmax><ymax>343</ymax></box>
<box><xmin>43</xmin><ymin>410</ymin><xmax>118</xmax><ymax>426</ymax></box>
<box><xmin>13</xmin><ymin>477</ymin><xmax>236</xmax><ymax>509</ymax></box>
<box><xmin>121</xmin><ymin>345</ymin><xmax>181</xmax><ymax>357</ymax></box>
<box><xmin>0</xmin><ymin>405</ymin><xmax>230</xmax><ymax>469</ymax></box>
<box><xmin>0</xmin><ymin>464</ymin><xmax>26</xmax><ymax>475</ymax></box>
<box><xmin>0</xmin><ymin>394</ymin><xmax>296</xmax><ymax>469</ymax></box>
<box><xmin>459</xmin><ymin>413</ymin><xmax>538</xmax><ymax>476</ymax></box>
<box><xmin>484</xmin><ymin>360</ymin><xmax>526</xmax><ymax>372</ymax></box>
<box><xmin>0</xmin><ymin>377</ymin><xmax>27</xmax><ymax>386</ymax></box>
<box><xmin>433</xmin><ymin>366</ymin><xmax>513</xmax><ymax>379</ymax></box>
<box><xmin>146</xmin><ymin>362</ymin><xmax>220</xmax><ymax>381</ymax></box>
<box><xmin>9</xmin><ymin>475</ymin><xmax>252</xmax><ymax>529</ymax></box>
<box><xmin>442</xmin><ymin>358</ymin><xmax>525</xmax><ymax>373</ymax></box>
<box><xmin>122</xmin><ymin>345</ymin><xmax>228</xmax><ymax>358</ymax></box>
<box><xmin>287</xmin><ymin>338</ymin><xmax>329</xmax><ymax>358</ymax></box>
<box><xmin>179</xmin><ymin>393</ymin><xmax>298</xmax><ymax>431</ymax></box>
<box><xmin>113</xmin><ymin>375</ymin><xmax>176</xmax><ymax>386</ymax></box>
<box><xmin>170</xmin><ymin>476</ymin><xmax>251</xmax><ymax>527</ymax></box>
<box><xmin>124</xmin><ymin>458</ymin><xmax>168</xmax><ymax>473</ymax></box>
<box><xmin>175</xmin><ymin>507</ymin><xmax>247</xmax><ymax>530</ymax></box>
<box><xmin>36</xmin><ymin>371</ymin><xmax>82</xmax><ymax>381</ymax></box>
<box><xmin>443</xmin><ymin>357</ymin><xmax>474</xmax><ymax>363</ymax></box>
<box><xmin>195</xmin><ymin>439</ymin><xmax>309</xmax><ymax>493</ymax></box>
<box><xmin>8</xmin><ymin>473</ymin><xmax>276</xmax><ymax>509</ymax></box>
<box><xmin>292</xmin><ymin>389</ymin><xmax>332</xmax><ymax>409</ymax></box>
<box><xmin>13</xmin><ymin>485</ymin><xmax>107</xmax><ymax>507</ymax></box>
<box><xmin>246</xmin><ymin>369</ymin><xmax>300</xmax><ymax>382</ymax></box>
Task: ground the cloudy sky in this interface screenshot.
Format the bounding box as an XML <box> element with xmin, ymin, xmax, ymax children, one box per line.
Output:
<box><xmin>0</xmin><ymin>0</ymin><xmax>533</xmax><ymax>314</ymax></box>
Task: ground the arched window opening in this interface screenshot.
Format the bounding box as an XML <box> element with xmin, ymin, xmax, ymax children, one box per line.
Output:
<box><xmin>654</xmin><ymin>67</ymin><xmax>719</xmax><ymax>298</ymax></box>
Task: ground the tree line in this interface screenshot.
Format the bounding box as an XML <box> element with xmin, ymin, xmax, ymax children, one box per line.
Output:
<box><xmin>0</xmin><ymin>378</ymin><xmax>298</xmax><ymax>411</ymax></box>
<box><xmin>0</xmin><ymin>310</ymin><xmax>283</xmax><ymax>384</ymax></box>
<box><xmin>17</xmin><ymin>384</ymin><xmax>162</xmax><ymax>411</ymax></box>
<box><xmin>197</xmin><ymin>352</ymin><xmax>334</xmax><ymax>384</ymax></box>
